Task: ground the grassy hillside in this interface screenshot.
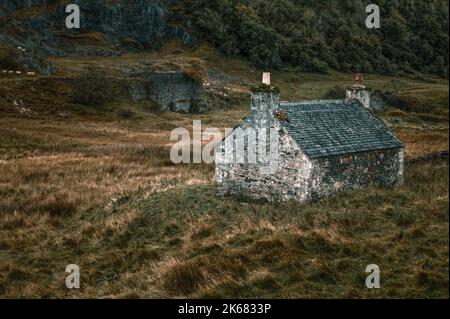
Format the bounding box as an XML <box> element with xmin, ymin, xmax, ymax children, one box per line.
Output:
<box><xmin>1</xmin><ymin>161</ymin><xmax>447</xmax><ymax>298</ymax></box>
<box><xmin>1</xmin><ymin>0</ymin><xmax>448</xmax><ymax>78</ymax></box>
<box><xmin>0</xmin><ymin>42</ymin><xmax>448</xmax><ymax>297</ymax></box>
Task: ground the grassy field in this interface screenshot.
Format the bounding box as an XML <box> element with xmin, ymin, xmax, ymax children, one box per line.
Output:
<box><xmin>0</xmin><ymin>44</ymin><xmax>448</xmax><ymax>298</ymax></box>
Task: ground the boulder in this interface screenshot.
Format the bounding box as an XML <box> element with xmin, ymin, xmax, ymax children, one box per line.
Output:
<box><xmin>370</xmin><ymin>91</ymin><xmax>387</xmax><ymax>112</ymax></box>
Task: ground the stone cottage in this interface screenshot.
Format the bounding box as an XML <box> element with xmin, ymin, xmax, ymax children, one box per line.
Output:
<box><xmin>215</xmin><ymin>76</ymin><xmax>405</xmax><ymax>202</ymax></box>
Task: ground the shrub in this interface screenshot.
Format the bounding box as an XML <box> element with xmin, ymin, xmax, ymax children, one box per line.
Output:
<box><xmin>322</xmin><ymin>86</ymin><xmax>346</xmax><ymax>99</ymax></box>
<box><xmin>183</xmin><ymin>0</ymin><xmax>449</xmax><ymax>76</ymax></box>
<box><xmin>72</xmin><ymin>67</ymin><xmax>112</xmax><ymax>106</ymax></box>
<box><xmin>163</xmin><ymin>261</ymin><xmax>206</xmax><ymax>295</ymax></box>
<box><xmin>117</xmin><ymin>110</ymin><xmax>135</xmax><ymax>118</ymax></box>
<box><xmin>379</xmin><ymin>92</ymin><xmax>421</xmax><ymax>112</ymax></box>
<box><xmin>0</xmin><ymin>48</ymin><xmax>20</xmax><ymax>70</ymax></box>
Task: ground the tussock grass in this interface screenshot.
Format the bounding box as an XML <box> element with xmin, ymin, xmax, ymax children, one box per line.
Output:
<box><xmin>0</xmin><ymin>138</ymin><xmax>447</xmax><ymax>298</ymax></box>
<box><xmin>0</xmin><ymin>158</ymin><xmax>438</xmax><ymax>298</ymax></box>
<box><xmin>0</xmin><ymin>49</ymin><xmax>448</xmax><ymax>298</ymax></box>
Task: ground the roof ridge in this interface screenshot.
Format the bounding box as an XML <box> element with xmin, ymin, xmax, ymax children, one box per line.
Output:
<box><xmin>279</xmin><ymin>99</ymin><xmax>349</xmax><ymax>105</ymax></box>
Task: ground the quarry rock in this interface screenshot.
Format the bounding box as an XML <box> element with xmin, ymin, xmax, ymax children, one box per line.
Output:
<box><xmin>128</xmin><ymin>85</ymin><xmax>149</xmax><ymax>102</ymax></box>
<box><xmin>128</xmin><ymin>71</ymin><xmax>208</xmax><ymax>113</ymax></box>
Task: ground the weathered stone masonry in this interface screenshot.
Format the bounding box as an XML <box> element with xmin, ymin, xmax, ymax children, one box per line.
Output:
<box><xmin>215</xmin><ymin>84</ymin><xmax>404</xmax><ymax>202</ymax></box>
<box><xmin>309</xmin><ymin>148</ymin><xmax>404</xmax><ymax>200</ymax></box>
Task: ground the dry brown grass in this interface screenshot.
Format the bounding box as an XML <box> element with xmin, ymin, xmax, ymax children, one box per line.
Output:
<box><xmin>396</xmin><ymin>128</ymin><xmax>449</xmax><ymax>159</ymax></box>
<box><xmin>0</xmin><ymin>45</ymin><xmax>448</xmax><ymax>298</ymax></box>
<box><xmin>0</xmin><ymin>118</ymin><xmax>447</xmax><ymax>298</ymax></box>
<box><xmin>0</xmin><ymin>117</ymin><xmax>213</xmax><ymax>215</ymax></box>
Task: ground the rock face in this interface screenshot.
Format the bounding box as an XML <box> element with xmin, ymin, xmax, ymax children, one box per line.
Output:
<box><xmin>18</xmin><ymin>52</ymin><xmax>56</xmax><ymax>75</ymax></box>
<box><xmin>0</xmin><ymin>1</ymin><xmax>213</xmax><ymax>113</ymax></box>
<box><xmin>128</xmin><ymin>86</ymin><xmax>149</xmax><ymax>102</ymax></box>
<box><xmin>0</xmin><ymin>0</ymin><xmax>190</xmax><ymax>55</ymax></box>
<box><xmin>128</xmin><ymin>71</ymin><xmax>207</xmax><ymax>113</ymax></box>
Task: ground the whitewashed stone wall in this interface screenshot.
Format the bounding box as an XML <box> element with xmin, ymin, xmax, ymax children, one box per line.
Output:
<box><xmin>216</xmin><ymin>122</ymin><xmax>314</xmax><ymax>202</ymax></box>
<box><xmin>216</xmin><ymin>90</ymin><xmax>314</xmax><ymax>202</ymax></box>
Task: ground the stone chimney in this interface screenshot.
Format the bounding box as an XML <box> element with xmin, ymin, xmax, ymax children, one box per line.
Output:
<box><xmin>346</xmin><ymin>74</ymin><xmax>371</xmax><ymax>109</ymax></box>
<box><xmin>251</xmin><ymin>73</ymin><xmax>280</xmax><ymax>112</ymax></box>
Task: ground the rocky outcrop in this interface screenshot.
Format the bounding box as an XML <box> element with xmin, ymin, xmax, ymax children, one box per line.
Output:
<box><xmin>17</xmin><ymin>52</ymin><xmax>56</xmax><ymax>75</ymax></box>
<box><xmin>0</xmin><ymin>0</ymin><xmax>48</xmax><ymax>16</ymax></box>
<box><xmin>0</xmin><ymin>0</ymin><xmax>191</xmax><ymax>55</ymax></box>
<box><xmin>128</xmin><ymin>71</ymin><xmax>207</xmax><ymax>113</ymax></box>
<box><xmin>129</xmin><ymin>86</ymin><xmax>149</xmax><ymax>102</ymax></box>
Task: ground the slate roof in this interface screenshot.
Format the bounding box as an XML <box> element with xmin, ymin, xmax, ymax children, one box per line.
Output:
<box><xmin>278</xmin><ymin>100</ymin><xmax>404</xmax><ymax>159</ymax></box>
